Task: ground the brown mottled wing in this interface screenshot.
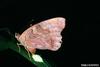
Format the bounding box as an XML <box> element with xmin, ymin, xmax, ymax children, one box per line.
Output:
<box><xmin>17</xmin><ymin>17</ymin><xmax>65</xmax><ymax>52</ymax></box>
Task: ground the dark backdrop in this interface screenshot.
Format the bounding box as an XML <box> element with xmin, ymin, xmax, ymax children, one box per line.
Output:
<box><xmin>0</xmin><ymin>0</ymin><xmax>100</xmax><ymax>67</ymax></box>
<box><xmin>0</xmin><ymin>0</ymin><xmax>71</xmax><ymax>67</ymax></box>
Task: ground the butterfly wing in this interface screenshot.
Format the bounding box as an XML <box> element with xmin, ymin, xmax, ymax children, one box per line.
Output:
<box><xmin>17</xmin><ymin>17</ymin><xmax>65</xmax><ymax>52</ymax></box>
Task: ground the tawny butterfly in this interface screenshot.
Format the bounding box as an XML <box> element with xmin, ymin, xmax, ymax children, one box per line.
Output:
<box><xmin>15</xmin><ymin>17</ymin><xmax>65</xmax><ymax>53</ymax></box>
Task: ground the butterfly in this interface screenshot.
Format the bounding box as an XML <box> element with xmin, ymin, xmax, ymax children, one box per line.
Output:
<box><xmin>15</xmin><ymin>17</ymin><xmax>66</xmax><ymax>54</ymax></box>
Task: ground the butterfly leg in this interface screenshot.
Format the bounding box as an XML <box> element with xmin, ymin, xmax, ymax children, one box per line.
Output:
<box><xmin>17</xmin><ymin>43</ymin><xmax>22</xmax><ymax>53</ymax></box>
<box><xmin>24</xmin><ymin>46</ymin><xmax>32</xmax><ymax>61</ymax></box>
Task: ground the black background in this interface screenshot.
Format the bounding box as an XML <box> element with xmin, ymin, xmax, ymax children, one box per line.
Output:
<box><xmin>0</xmin><ymin>0</ymin><xmax>100</xmax><ymax>67</ymax></box>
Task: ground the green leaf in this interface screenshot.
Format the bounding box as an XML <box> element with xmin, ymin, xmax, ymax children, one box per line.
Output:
<box><xmin>0</xmin><ymin>36</ymin><xmax>51</xmax><ymax>67</ymax></box>
<box><xmin>0</xmin><ymin>28</ymin><xmax>51</xmax><ymax>67</ymax></box>
<box><xmin>8</xmin><ymin>41</ymin><xmax>51</xmax><ymax>67</ymax></box>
